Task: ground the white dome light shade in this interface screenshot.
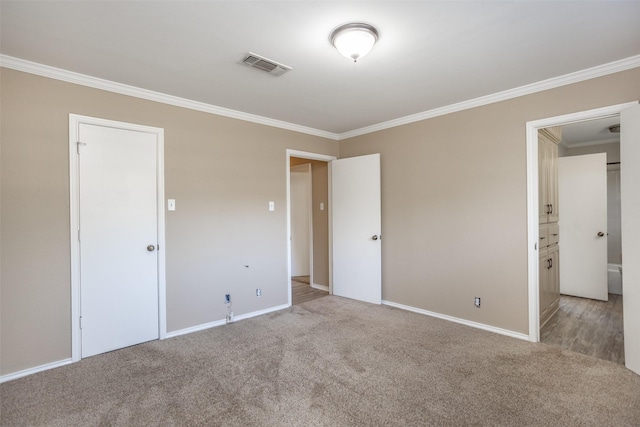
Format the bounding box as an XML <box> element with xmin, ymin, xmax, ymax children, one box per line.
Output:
<box><xmin>330</xmin><ymin>23</ymin><xmax>379</xmax><ymax>62</ymax></box>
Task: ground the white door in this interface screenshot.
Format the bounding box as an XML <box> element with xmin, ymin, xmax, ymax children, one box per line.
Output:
<box><xmin>558</xmin><ymin>153</ymin><xmax>608</xmax><ymax>301</ymax></box>
<box><xmin>290</xmin><ymin>164</ymin><xmax>311</xmax><ymax>277</ymax></box>
<box><xmin>621</xmin><ymin>104</ymin><xmax>640</xmax><ymax>375</ymax></box>
<box><xmin>79</xmin><ymin>123</ymin><xmax>160</xmax><ymax>358</ymax></box>
<box><xmin>332</xmin><ymin>153</ymin><xmax>381</xmax><ymax>304</ymax></box>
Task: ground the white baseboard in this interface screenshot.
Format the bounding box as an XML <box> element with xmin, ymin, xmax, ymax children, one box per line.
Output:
<box><xmin>0</xmin><ymin>358</ymin><xmax>73</xmax><ymax>384</ymax></box>
<box><xmin>311</xmin><ymin>283</ymin><xmax>329</xmax><ymax>292</ymax></box>
<box><xmin>164</xmin><ymin>319</ymin><xmax>227</xmax><ymax>339</ymax></box>
<box><xmin>2</xmin><ymin>304</ymin><xmax>292</xmax><ymax>382</ymax></box>
<box><xmin>165</xmin><ymin>303</ymin><xmax>290</xmax><ymax>339</ymax></box>
<box><xmin>382</xmin><ymin>300</ymin><xmax>529</xmax><ymax>341</ymax></box>
<box><xmin>233</xmin><ymin>303</ymin><xmax>289</xmax><ymax>322</ymax></box>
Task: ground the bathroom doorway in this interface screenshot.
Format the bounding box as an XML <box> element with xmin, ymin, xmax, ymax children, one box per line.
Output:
<box><xmin>527</xmin><ymin>102</ymin><xmax>640</xmax><ymax>376</ymax></box>
<box><xmin>540</xmin><ymin>116</ymin><xmax>624</xmax><ymax>364</ymax></box>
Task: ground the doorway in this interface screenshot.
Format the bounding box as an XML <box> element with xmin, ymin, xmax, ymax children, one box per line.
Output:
<box><xmin>526</xmin><ymin>101</ymin><xmax>639</xmax><ymax>374</ymax></box>
<box><xmin>290</xmin><ymin>161</ymin><xmax>327</xmax><ymax>305</ymax></box>
<box><xmin>69</xmin><ymin>115</ymin><xmax>167</xmax><ymax>361</ymax></box>
<box><xmin>540</xmin><ymin>117</ymin><xmax>624</xmax><ymax>364</ymax></box>
<box><xmin>287</xmin><ymin>150</ymin><xmax>336</xmax><ymax>305</ymax></box>
<box><xmin>286</xmin><ymin>150</ymin><xmax>383</xmax><ymax>307</ymax></box>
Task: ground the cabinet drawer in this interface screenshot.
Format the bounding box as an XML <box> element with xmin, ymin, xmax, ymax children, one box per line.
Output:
<box><xmin>539</xmin><ymin>224</ymin><xmax>549</xmax><ymax>248</ymax></box>
<box><xmin>548</xmin><ymin>224</ymin><xmax>559</xmax><ymax>245</ymax></box>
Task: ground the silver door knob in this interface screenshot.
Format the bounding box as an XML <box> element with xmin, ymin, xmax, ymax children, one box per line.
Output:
<box><xmin>372</xmin><ymin>235</ymin><xmax>378</xmax><ymax>241</ymax></box>
<box><xmin>147</xmin><ymin>245</ymin><xmax>156</xmax><ymax>251</ymax></box>
<box><xmin>597</xmin><ymin>232</ymin><xmax>605</xmax><ymax>237</ymax></box>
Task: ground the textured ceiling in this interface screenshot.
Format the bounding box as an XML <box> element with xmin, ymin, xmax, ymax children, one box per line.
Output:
<box><xmin>1</xmin><ymin>1</ymin><xmax>639</xmax><ymax>135</ymax></box>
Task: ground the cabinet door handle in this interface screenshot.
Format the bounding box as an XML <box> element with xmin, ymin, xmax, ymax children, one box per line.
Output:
<box><xmin>549</xmin><ymin>204</ymin><xmax>553</xmax><ymax>214</ymax></box>
<box><xmin>549</xmin><ymin>258</ymin><xmax>553</xmax><ymax>269</ymax></box>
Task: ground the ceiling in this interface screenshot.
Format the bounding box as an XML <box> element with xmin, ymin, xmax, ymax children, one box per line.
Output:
<box><xmin>1</xmin><ymin>1</ymin><xmax>639</xmax><ymax>137</ymax></box>
<box><xmin>561</xmin><ymin>116</ymin><xmax>621</xmax><ymax>149</ymax></box>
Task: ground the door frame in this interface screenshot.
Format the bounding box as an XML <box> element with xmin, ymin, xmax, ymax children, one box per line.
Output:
<box><xmin>290</xmin><ymin>163</ymin><xmax>313</xmax><ymax>280</ymax></box>
<box><xmin>286</xmin><ymin>150</ymin><xmax>337</xmax><ymax>306</ymax></box>
<box><xmin>69</xmin><ymin>114</ymin><xmax>167</xmax><ymax>362</ymax></box>
<box><xmin>526</xmin><ymin>101</ymin><xmax>638</xmax><ymax>343</ymax></box>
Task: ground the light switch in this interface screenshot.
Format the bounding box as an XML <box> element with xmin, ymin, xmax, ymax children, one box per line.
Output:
<box><xmin>168</xmin><ymin>199</ymin><xmax>175</xmax><ymax>211</ymax></box>
<box><xmin>320</xmin><ymin>202</ymin><xmax>325</xmax><ymax>211</ymax></box>
<box><xmin>268</xmin><ymin>201</ymin><xmax>275</xmax><ymax>211</ymax></box>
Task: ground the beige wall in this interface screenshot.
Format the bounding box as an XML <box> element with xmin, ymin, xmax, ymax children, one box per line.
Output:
<box><xmin>562</xmin><ymin>141</ymin><xmax>621</xmax><ymax>163</ymax></box>
<box><xmin>339</xmin><ymin>68</ymin><xmax>640</xmax><ymax>334</ymax></box>
<box><xmin>0</xmin><ymin>68</ymin><xmax>338</xmax><ymax>375</ymax></box>
<box><xmin>290</xmin><ymin>158</ymin><xmax>330</xmax><ymax>287</ymax></box>
<box><xmin>2</xmin><ymin>65</ymin><xmax>639</xmax><ymax>377</ymax></box>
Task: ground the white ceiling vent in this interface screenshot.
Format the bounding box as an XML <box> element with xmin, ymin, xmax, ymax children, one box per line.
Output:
<box><xmin>241</xmin><ymin>52</ymin><xmax>291</xmax><ymax>76</ymax></box>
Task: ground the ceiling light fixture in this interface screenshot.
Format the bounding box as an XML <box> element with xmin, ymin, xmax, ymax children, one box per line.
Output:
<box><xmin>330</xmin><ymin>23</ymin><xmax>379</xmax><ymax>62</ymax></box>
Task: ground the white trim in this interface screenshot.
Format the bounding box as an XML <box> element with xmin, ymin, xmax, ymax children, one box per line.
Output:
<box><xmin>0</xmin><ymin>358</ymin><xmax>73</xmax><ymax>384</ymax></box>
<box><xmin>164</xmin><ymin>320</ymin><xmax>227</xmax><ymax>339</ymax></box>
<box><xmin>564</xmin><ymin>137</ymin><xmax>620</xmax><ymax>149</ymax></box>
<box><xmin>311</xmin><ymin>283</ymin><xmax>330</xmax><ymax>292</ymax></box>
<box><xmin>233</xmin><ymin>303</ymin><xmax>290</xmax><ymax>322</ymax></box>
<box><xmin>382</xmin><ymin>300</ymin><xmax>529</xmax><ymax>342</ymax></box>
<box><xmin>1</xmin><ymin>55</ymin><xmax>338</xmax><ymax>141</ymax></box>
<box><xmin>286</xmin><ymin>150</ymin><xmax>337</xmax><ymax>306</ymax></box>
<box><xmin>149</xmin><ymin>303</ymin><xmax>290</xmax><ymax>338</ymax></box>
<box><xmin>525</xmin><ymin>101</ymin><xmax>639</xmax><ymax>342</ymax></box>
<box><xmin>157</xmin><ymin>131</ymin><xmax>168</xmax><ymax>339</ymax></box>
<box><xmin>3</xmin><ymin>54</ymin><xmax>638</xmax><ymax>142</ymax></box>
<box><xmin>2</xmin><ymin>302</ymin><xmax>290</xmax><ymax>380</ymax></box>
<box><xmin>290</xmin><ymin>163</ymin><xmax>313</xmax><ymax>279</ymax></box>
<box><xmin>340</xmin><ymin>55</ymin><xmax>640</xmax><ymax>140</ymax></box>
<box><xmin>307</xmin><ymin>165</ymin><xmax>314</xmax><ymax>286</ymax></box>
<box><xmin>69</xmin><ymin>114</ymin><xmax>167</xmax><ymax>361</ymax></box>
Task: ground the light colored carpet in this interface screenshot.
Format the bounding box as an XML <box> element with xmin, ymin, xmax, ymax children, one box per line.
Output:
<box><xmin>2</xmin><ymin>296</ymin><xmax>640</xmax><ymax>426</ymax></box>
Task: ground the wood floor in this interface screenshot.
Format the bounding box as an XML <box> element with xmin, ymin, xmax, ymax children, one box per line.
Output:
<box><xmin>541</xmin><ymin>293</ymin><xmax>624</xmax><ymax>365</ymax></box>
<box><xmin>291</xmin><ymin>276</ymin><xmax>328</xmax><ymax>305</ymax></box>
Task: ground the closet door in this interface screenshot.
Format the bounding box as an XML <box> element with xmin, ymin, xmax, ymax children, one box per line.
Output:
<box><xmin>539</xmin><ymin>248</ymin><xmax>549</xmax><ymax>316</ymax></box>
<box><xmin>538</xmin><ymin>136</ymin><xmax>550</xmax><ymax>224</ymax></box>
<box><xmin>548</xmin><ymin>141</ymin><xmax>559</xmax><ymax>223</ymax></box>
<box><xmin>548</xmin><ymin>245</ymin><xmax>560</xmax><ymax>304</ymax></box>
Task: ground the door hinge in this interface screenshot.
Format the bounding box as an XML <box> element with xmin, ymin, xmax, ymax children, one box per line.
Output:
<box><xmin>76</xmin><ymin>141</ymin><xmax>86</xmax><ymax>154</ymax></box>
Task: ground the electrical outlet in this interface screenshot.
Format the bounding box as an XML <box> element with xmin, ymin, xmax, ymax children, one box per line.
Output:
<box><xmin>256</xmin><ymin>288</ymin><xmax>262</xmax><ymax>297</ymax></box>
<box><xmin>474</xmin><ymin>297</ymin><xmax>481</xmax><ymax>308</ymax></box>
<box><xmin>224</xmin><ymin>294</ymin><xmax>231</xmax><ymax>304</ymax></box>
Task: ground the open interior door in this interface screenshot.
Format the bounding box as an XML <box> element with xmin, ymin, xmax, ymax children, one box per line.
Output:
<box><xmin>331</xmin><ymin>153</ymin><xmax>381</xmax><ymax>304</ymax></box>
<box><xmin>558</xmin><ymin>153</ymin><xmax>608</xmax><ymax>301</ymax></box>
<box><xmin>621</xmin><ymin>104</ymin><xmax>640</xmax><ymax>375</ymax></box>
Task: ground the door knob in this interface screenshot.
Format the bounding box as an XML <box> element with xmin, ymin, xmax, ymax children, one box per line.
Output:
<box><xmin>372</xmin><ymin>235</ymin><xmax>379</xmax><ymax>241</ymax></box>
<box><xmin>597</xmin><ymin>232</ymin><xmax>605</xmax><ymax>237</ymax></box>
<box><xmin>147</xmin><ymin>244</ymin><xmax>156</xmax><ymax>251</ymax></box>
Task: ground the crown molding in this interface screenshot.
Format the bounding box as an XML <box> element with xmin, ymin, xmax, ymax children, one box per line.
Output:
<box><xmin>2</xmin><ymin>54</ymin><xmax>638</xmax><ymax>142</ymax></box>
<box><xmin>338</xmin><ymin>54</ymin><xmax>640</xmax><ymax>140</ymax></box>
<box><xmin>564</xmin><ymin>137</ymin><xmax>620</xmax><ymax>149</ymax></box>
<box><xmin>0</xmin><ymin>55</ymin><xmax>339</xmax><ymax>141</ymax></box>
